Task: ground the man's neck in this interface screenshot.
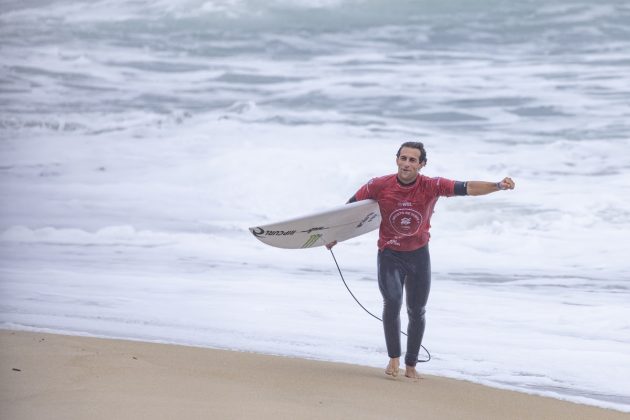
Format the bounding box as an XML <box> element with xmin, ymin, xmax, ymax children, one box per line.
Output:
<box><xmin>397</xmin><ymin>175</ymin><xmax>418</xmax><ymax>186</ymax></box>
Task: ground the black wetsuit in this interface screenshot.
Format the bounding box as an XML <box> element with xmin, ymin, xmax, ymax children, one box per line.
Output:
<box><xmin>378</xmin><ymin>246</ymin><xmax>430</xmax><ymax>367</ymax></box>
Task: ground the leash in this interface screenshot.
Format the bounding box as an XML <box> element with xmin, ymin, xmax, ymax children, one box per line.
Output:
<box><xmin>328</xmin><ymin>248</ymin><xmax>431</xmax><ymax>363</ymax></box>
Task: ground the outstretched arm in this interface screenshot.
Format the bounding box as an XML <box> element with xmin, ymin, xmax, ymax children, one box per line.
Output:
<box><xmin>466</xmin><ymin>177</ymin><xmax>515</xmax><ymax>196</ymax></box>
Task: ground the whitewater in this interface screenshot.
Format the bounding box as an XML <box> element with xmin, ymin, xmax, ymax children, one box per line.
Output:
<box><xmin>1</xmin><ymin>0</ymin><xmax>629</xmax><ymax>412</ymax></box>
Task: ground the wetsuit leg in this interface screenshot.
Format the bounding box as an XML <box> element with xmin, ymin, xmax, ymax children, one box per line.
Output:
<box><xmin>377</xmin><ymin>249</ymin><xmax>406</xmax><ymax>359</ymax></box>
<box><xmin>403</xmin><ymin>246</ymin><xmax>431</xmax><ymax>367</ymax></box>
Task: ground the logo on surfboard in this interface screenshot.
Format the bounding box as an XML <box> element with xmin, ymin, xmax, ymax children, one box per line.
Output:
<box><xmin>252</xmin><ymin>227</ymin><xmax>297</xmax><ymax>237</ymax></box>
<box><xmin>301</xmin><ymin>234</ymin><xmax>323</xmax><ymax>248</ymax></box>
<box><xmin>300</xmin><ymin>226</ymin><xmax>327</xmax><ymax>234</ymax></box>
<box><xmin>356</xmin><ymin>211</ymin><xmax>378</xmax><ymax>228</ymax></box>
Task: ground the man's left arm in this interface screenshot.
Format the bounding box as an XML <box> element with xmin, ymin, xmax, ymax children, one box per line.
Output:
<box><xmin>466</xmin><ymin>177</ymin><xmax>515</xmax><ymax>196</ymax></box>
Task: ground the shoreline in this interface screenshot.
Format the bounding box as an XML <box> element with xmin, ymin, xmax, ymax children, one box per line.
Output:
<box><xmin>1</xmin><ymin>329</ymin><xmax>628</xmax><ymax>420</ymax></box>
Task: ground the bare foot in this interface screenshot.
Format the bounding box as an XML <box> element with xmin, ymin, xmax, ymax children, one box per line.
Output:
<box><xmin>405</xmin><ymin>366</ymin><xmax>421</xmax><ymax>380</ymax></box>
<box><xmin>385</xmin><ymin>358</ymin><xmax>400</xmax><ymax>377</ymax></box>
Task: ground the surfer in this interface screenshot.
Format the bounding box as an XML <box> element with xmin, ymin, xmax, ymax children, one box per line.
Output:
<box><xmin>327</xmin><ymin>141</ymin><xmax>515</xmax><ymax>380</ymax></box>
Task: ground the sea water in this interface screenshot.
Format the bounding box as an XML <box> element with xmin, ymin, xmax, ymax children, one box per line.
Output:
<box><xmin>1</xmin><ymin>0</ymin><xmax>629</xmax><ymax>412</ymax></box>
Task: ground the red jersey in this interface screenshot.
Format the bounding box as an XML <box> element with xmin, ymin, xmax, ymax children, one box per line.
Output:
<box><xmin>354</xmin><ymin>174</ymin><xmax>457</xmax><ymax>251</ymax></box>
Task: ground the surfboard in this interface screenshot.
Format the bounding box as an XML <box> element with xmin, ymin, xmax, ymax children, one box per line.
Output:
<box><xmin>249</xmin><ymin>199</ymin><xmax>381</xmax><ymax>249</ymax></box>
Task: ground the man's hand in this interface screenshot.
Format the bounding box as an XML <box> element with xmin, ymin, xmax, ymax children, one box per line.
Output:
<box><xmin>497</xmin><ymin>177</ymin><xmax>515</xmax><ymax>190</ymax></box>
<box><xmin>326</xmin><ymin>240</ymin><xmax>338</xmax><ymax>250</ymax></box>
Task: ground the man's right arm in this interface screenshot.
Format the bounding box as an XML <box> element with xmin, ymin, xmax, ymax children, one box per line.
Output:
<box><xmin>327</xmin><ymin>181</ymin><xmax>375</xmax><ymax>249</ymax></box>
<box><xmin>327</xmin><ymin>193</ymin><xmax>362</xmax><ymax>249</ymax></box>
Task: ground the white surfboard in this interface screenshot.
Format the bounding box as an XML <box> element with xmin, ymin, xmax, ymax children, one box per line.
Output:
<box><xmin>249</xmin><ymin>199</ymin><xmax>381</xmax><ymax>249</ymax></box>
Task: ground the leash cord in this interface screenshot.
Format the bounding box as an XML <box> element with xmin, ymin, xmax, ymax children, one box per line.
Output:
<box><xmin>328</xmin><ymin>248</ymin><xmax>431</xmax><ymax>363</ymax></box>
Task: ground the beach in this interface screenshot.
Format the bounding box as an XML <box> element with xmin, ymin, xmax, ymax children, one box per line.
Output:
<box><xmin>2</xmin><ymin>0</ymin><xmax>630</xmax><ymax>413</ymax></box>
<box><xmin>1</xmin><ymin>330</ymin><xmax>627</xmax><ymax>420</ymax></box>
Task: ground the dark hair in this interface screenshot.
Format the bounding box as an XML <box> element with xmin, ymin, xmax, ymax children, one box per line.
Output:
<box><xmin>396</xmin><ymin>141</ymin><xmax>427</xmax><ymax>163</ymax></box>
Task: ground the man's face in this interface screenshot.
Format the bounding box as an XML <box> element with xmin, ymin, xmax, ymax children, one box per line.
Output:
<box><xmin>396</xmin><ymin>147</ymin><xmax>424</xmax><ymax>183</ymax></box>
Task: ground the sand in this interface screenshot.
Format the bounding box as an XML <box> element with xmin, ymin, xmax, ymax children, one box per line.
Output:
<box><xmin>1</xmin><ymin>329</ymin><xmax>627</xmax><ymax>420</ymax></box>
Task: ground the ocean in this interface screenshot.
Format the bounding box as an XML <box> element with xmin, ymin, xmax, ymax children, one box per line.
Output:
<box><xmin>1</xmin><ymin>0</ymin><xmax>629</xmax><ymax>412</ymax></box>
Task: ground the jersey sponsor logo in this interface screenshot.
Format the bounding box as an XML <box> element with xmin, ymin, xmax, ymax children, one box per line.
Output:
<box><xmin>388</xmin><ymin>208</ymin><xmax>422</xmax><ymax>236</ymax></box>
<box><xmin>301</xmin><ymin>234</ymin><xmax>322</xmax><ymax>248</ymax></box>
<box><xmin>385</xmin><ymin>238</ymin><xmax>401</xmax><ymax>247</ymax></box>
<box><xmin>252</xmin><ymin>227</ymin><xmax>297</xmax><ymax>237</ymax></box>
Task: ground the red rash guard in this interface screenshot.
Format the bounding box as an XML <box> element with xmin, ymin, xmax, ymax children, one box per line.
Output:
<box><xmin>354</xmin><ymin>174</ymin><xmax>457</xmax><ymax>251</ymax></box>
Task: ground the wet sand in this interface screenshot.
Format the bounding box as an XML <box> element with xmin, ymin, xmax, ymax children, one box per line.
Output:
<box><xmin>1</xmin><ymin>330</ymin><xmax>627</xmax><ymax>420</ymax></box>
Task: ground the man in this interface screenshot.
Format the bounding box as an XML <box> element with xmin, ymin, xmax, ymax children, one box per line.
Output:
<box><xmin>327</xmin><ymin>141</ymin><xmax>515</xmax><ymax>379</ymax></box>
